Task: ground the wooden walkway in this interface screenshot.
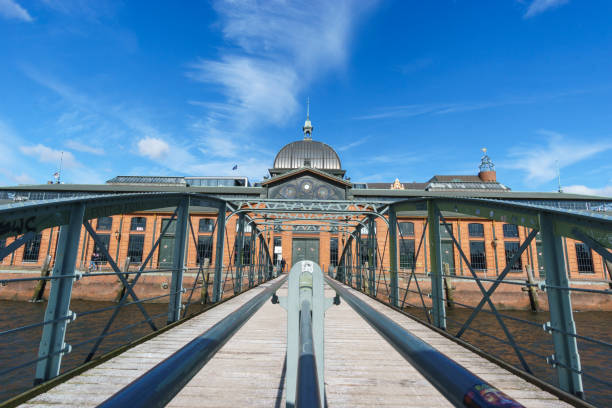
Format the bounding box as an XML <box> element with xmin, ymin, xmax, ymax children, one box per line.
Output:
<box><xmin>20</xmin><ymin>277</ymin><xmax>571</xmax><ymax>407</ymax></box>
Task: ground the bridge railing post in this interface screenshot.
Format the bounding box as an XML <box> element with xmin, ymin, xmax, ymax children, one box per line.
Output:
<box><xmin>540</xmin><ymin>213</ymin><xmax>584</xmax><ymax>398</ymax></box>
<box><xmin>167</xmin><ymin>197</ymin><xmax>189</xmax><ymax>324</ymax></box>
<box><xmin>212</xmin><ymin>203</ymin><xmax>226</xmax><ymax>302</ymax></box>
<box><xmin>34</xmin><ymin>202</ymin><xmax>85</xmax><ymax>384</ymax></box>
<box><xmin>427</xmin><ymin>200</ymin><xmax>446</xmax><ymax>330</ymax></box>
<box><xmin>367</xmin><ymin>214</ymin><xmax>377</xmax><ymax>297</ymax></box>
<box><xmin>234</xmin><ymin>213</ymin><xmax>245</xmax><ymax>294</ymax></box>
<box><xmin>388</xmin><ymin>205</ymin><xmax>399</xmax><ymax>307</ymax></box>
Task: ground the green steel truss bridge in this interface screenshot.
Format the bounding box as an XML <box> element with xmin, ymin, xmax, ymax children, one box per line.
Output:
<box><xmin>0</xmin><ymin>192</ymin><xmax>611</xmax><ymax>407</ymax></box>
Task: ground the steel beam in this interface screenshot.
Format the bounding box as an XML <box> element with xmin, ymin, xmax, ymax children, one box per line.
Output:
<box><xmin>367</xmin><ymin>214</ymin><xmax>377</xmax><ymax>296</ymax></box>
<box><xmin>234</xmin><ymin>213</ymin><xmax>245</xmax><ymax>294</ymax></box>
<box><xmin>355</xmin><ymin>226</ymin><xmax>362</xmax><ymax>290</ymax></box>
<box><xmin>212</xmin><ymin>203</ymin><xmax>226</xmax><ymax>302</ymax></box>
<box><xmin>34</xmin><ymin>202</ymin><xmax>85</xmax><ymax>384</ymax></box>
<box><xmin>167</xmin><ymin>198</ymin><xmax>189</xmax><ymax>324</ymax></box>
<box><xmin>540</xmin><ymin>213</ymin><xmax>584</xmax><ymax>398</ymax></box>
<box><xmin>388</xmin><ymin>205</ymin><xmax>399</xmax><ymax>307</ymax></box>
<box><xmin>427</xmin><ymin>201</ymin><xmax>446</xmax><ymax>330</ymax></box>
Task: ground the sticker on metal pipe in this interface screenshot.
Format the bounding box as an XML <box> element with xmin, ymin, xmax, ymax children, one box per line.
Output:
<box><xmin>463</xmin><ymin>384</ymin><xmax>524</xmax><ymax>407</ymax></box>
<box><xmin>302</xmin><ymin>261</ymin><xmax>313</xmax><ymax>273</ymax></box>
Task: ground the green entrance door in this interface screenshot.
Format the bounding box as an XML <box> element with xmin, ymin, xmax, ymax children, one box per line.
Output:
<box><xmin>292</xmin><ymin>238</ymin><xmax>319</xmax><ymax>266</ymax></box>
<box><xmin>158</xmin><ymin>219</ymin><xmax>176</xmax><ymax>268</ymax></box>
<box><xmin>441</xmin><ymin>241</ymin><xmax>455</xmax><ymax>276</ymax></box>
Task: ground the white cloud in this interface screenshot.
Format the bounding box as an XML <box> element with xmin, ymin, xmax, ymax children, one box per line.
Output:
<box><xmin>338</xmin><ymin>137</ymin><xmax>370</xmax><ymax>151</ymax></box>
<box><xmin>524</xmin><ymin>0</ymin><xmax>569</xmax><ymax>18</ymax></box>
<box><xmin>65</xmin><ymin>139</ymin><xmax>105</xmax><ymax>155</ymax></box>
<box><xmin>505</xmin><ymin>130</ymin><xmax>612</xmax><ymax>184</ymax></box>
<box><xmin>19</xmin><ymin>145</ymin><xmax>79</xmax><ymax>168</ymax></box>
<box><xmin>137</xmin><ymin>137</ymin><xmax>170</xmax><ymax>160</ymax></box>
<box><xmin>564</xmin><ymin>185</ymin><xmax>612</xmax><ymax>198</ymax></box>
<box><xmin>188</xmin><ymin>0</ymin><xmax>376</xmax><ymax>141</ymax></box>
<box><xmin>0</xmin><ymin>0</ymin><xmax>32</xmax><ymax>22</ymax></box>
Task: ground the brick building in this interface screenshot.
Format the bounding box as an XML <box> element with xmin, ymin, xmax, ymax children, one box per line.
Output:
<box><xmin>1</xmin><ymin>116</ymin><xmax>611</xmax><ymax>285</ymax></box>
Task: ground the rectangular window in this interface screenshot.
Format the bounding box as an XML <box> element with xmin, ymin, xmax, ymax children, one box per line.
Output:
<box><xmin>440</xmin><ymin>223</ymin><xmax>453</xmax><ymax>240</ymax></box>
<box><xmin>235</xmin><ymin>222</ymin><xmax>253</xmax><ymax>233</ymax></box>
<box><xmin>127</xmin><ymin>235</ymin><xmax>145</xmax><ymax>263</ymax></box>
<box><xmin>94</xmin><ymin>234</ymin><xmax>111</xmax><ymax>264</ymax></box>
<box><xmin>503</xmin><ymin>224</ymin><xmax>519</xmax><ymax>238</ymax></box>
<box><xmin>504</xmin><ymin>242</ymin><xmax>522</xmax><ymax>271</ymax></box>
<box><xmin>399</xmin><ymin>239</ymin><xmax>415</xmax><ymax>269</ymax></box>
<box><xmin>130</xmin><ymin>217</ymin><xmax>147</xmax><ymax>232</ymax></box>
<box><xmin>197</xmin><ymin>236</ymin><xmax>214</xmax><ymax>265</ymax></box>
<box><xmin>96</xmin><ymin>217</ymin><xmax>113</xmax><ymax>231</ymax></box>
<box><xmin>575</xmin><ymin>243</ymin><xmax>594</xmax><ymax>273</ymax></box>
<box><xmin>398</xmin><ymin>222</ymin><xmax>414</xmax><ymax>237</ymax></box>
<box><xmin>161</xmin><ymin>218</ymin><xmax>176</xmax><ymax>235</ymax></box>
<box><xmin>22</xmin><ymin>233</ymin><xmax>43</xmax><ymax>262</ymax></box>
<box><xmin>469</xmin><ymin>241</ymin><xmax>487</xmax><ymax>270</ymax></box>
<box><xmin>468</xmin><ymin>223</ymin><xmax>484</xmax><ymax>237</ymax></box>
<box><xmin>274</xmin><ymin>237</ymin><xmax>282</xmax><ymax>264</ymax></box>
<box><xmin>234</xmin><ymin>237</ymin><xmax>252</xmax><ymax>265</ymax></box>
<box><xmin>198</xmin><ymin>218</ymin><xmax>214</xmax><ymax>233</ymax></box>
<box><xmin>330</xmin><ymin>237</ymin><xmax>338</xmax><ymax>267</ymax></box>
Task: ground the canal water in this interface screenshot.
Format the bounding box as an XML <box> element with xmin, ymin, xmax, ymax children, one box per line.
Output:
<box><xmin>1</xmin><ymin>300</ymin><xmax>611</xmax><ymax>406</ymax></box>
<box><xmin>0</xmin><ymin>299</ymin><xmax>209</xmax><ymax>404</ymax></box>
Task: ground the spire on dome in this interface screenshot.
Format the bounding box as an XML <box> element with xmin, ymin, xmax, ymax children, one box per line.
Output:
<box><xmin>303</xmin><ymin>97</ymin><xmax>313</xmax><ymax>140</ymax></box>
<box><xmin>479</xmin><ymin>147</ymin><xmax>495</xmax><ymax>172</ymax></box>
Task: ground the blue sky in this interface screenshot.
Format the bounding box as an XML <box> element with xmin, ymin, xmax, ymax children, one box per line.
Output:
<box><xmin>0</xmin><ymin>0</ymin><xmax>611</xmax><ymax>196</ymax></box>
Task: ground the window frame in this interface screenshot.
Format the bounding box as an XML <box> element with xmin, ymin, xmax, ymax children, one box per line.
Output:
<box><xmin>469</xmin><ymin>241</ymin><xmax>487</xmax><ymax>270</ymax></box>
<box><xmin>130</xmin><ymin>217</ymin><xmax>147</xmax><ymax>232</ymax></box>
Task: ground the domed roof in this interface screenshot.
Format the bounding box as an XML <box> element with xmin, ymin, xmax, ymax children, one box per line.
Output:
<box><xmin>273</xmin><ymin>140</ymin><xmax>342</xmax><ymax>170</ymax></box>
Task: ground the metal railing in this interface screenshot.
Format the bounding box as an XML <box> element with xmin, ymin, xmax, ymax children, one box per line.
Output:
<box><xmin>0</xmin><ymin>193</ymin><xmax>277</xmax><ymax>405</ymax></box>
<box><xmin>97</xmin><ymin>276</ymin><xmax>286</xmax><ymax>408</ymax></box>
<box><xmin>326</xmin><ymin>276</ymin><xmax>526</xmax><ymax>408</ymax></box>
<box><xmin>336</xmin><ymin>197</ymin><xmax>612</xmax><ymax>407</ymax></box>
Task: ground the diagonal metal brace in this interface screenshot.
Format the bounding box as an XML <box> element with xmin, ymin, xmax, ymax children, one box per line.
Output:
<box><xmin>83</xmin><ymin>210</ymin><xmax>180</xmax><ymax>362</ymax></box>
<box><xmin>83</xmin><ymin>221</ymin><xmax>157</xmax><ymax>331</ymax></box>
<box><xmin>0</xmin><ymin>231</ymin><xmax>36</xmax><ymax>262</ymax></box>
<box><xmin>439</xmin><ymin>211</ymin><xmax>537</xmax><ymax>373</ymax></box>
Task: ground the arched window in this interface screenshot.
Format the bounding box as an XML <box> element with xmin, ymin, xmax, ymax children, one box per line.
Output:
<box><xmin>199</xmin><ymin>218</ymin><xmax>215</xmax><ymax>233</ymax></box>
<box><xmin>97</xmin><ymin>217</ymin><xmax>113</xmax><ymax>231</ymax></box>
<box><xmin>468</xmin><ymin>223</ymin><xmax>484</xmax><ymax>237</ymax></box>
<box><xmin>130</xmin><ymin>217</ymin><xmax>147</xmax><ymax>231</ymax></box>
<box><xmin>398</xmin><ymin>222</ymin><xmax>414</xmax><ymax>237</ymax></box>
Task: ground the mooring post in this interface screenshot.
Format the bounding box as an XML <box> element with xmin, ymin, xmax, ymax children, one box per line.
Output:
<box><xmin>30</xmin><ymin>254</ymin><xmax>52</xmax><ymax>302</ymax></box>
<box><xmin>212</xmin><ymin>203</ymin><xmax>226</xmax><ymax>302</ymax></box>
<box><xmin>34</xmin><ymin>202</ymin><xmax>85</xmax><ymax>384</ymax></box>
<box><xmin>443</xmin><ymin>263</ymin><xmax>454</xmax><ymax>309</ymax></box>
<box><xmin>540</xmin><ymin>213</ymin><xmax>584</xmax><ymax>398</ymax></box>
<box><xmin>427</xmin><ymin>200</ymin><xmax>446</xmax><ymax>330</ymax></box>
<box><xmin>524</xmin><ymin>264</ymin><xmax>539</xmax><ymax>312</ymax></box>
<box><xmin>388</xmin><ymin>205</ymin><xmax>399</xmax><ymax>307</ymax></box>
<box><xmin>167</xmin><ymin>197</ymin><xmax>189</xmax><ymax>324</ymax></box>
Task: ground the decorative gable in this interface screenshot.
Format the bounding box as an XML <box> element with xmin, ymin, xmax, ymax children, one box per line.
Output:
<box><xmin>264</xmin><ymin>168</ymin><xmax>348</xmax><ymax>200</ymax></box>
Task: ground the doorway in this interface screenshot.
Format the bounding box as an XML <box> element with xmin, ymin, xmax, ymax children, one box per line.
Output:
<box><xmin>292</xmin><ymin>238</ymin><xmax>319</xmax><ymax>266</ymax></box>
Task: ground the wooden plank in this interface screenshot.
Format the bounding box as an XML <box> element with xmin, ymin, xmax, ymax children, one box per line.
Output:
<box><xmin>339</xmin><ymin>285</ymin><xmax>572</xmax><ymax>407</ymax></box>
<box><xmin>19</xmin><ymin>278</ymin><xmax>285</xmax><ymax>408</ymax></box>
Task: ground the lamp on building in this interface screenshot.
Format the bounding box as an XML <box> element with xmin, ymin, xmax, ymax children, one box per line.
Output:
<box><xmin>491</xmin><ymin>239</ymin><xmax>497</xmax><ymax>248</ymax></box>
<box><xmin>114</xmin><ymin>230</ymin><xmax>122</xmax><ymax>242</ymax></box>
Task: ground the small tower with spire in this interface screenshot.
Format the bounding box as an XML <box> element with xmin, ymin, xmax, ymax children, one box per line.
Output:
<box><xmin>478</xmin><ymin>147</ymin><xmax>497</xmax><ymax>182</ymax></box>
<box><xmin>303</xmin><ymin>97</ymin><xmax>313</xmax><ymax>140</ymax></box>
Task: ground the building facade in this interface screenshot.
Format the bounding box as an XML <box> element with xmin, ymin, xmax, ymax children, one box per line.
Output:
<box><xmin>1</xmin><ymin>116</ymin><xmax>611</xmax><ymax>304</ymax></box>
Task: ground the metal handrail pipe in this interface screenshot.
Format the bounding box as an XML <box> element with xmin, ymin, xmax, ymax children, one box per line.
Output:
<box><xmin>296</xmin><ymin>299</ymin><xmax>322</xmax><ymax>408</ymax></box>
<box><xmin>325</xmin><ymin>277</ymin><xmax>525</xmax><ymax>408</ymax></box>
<box><xmin>98</xmin><ymin>276</ymin><xmax>287</xmax><ymax>408</ymax></box>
